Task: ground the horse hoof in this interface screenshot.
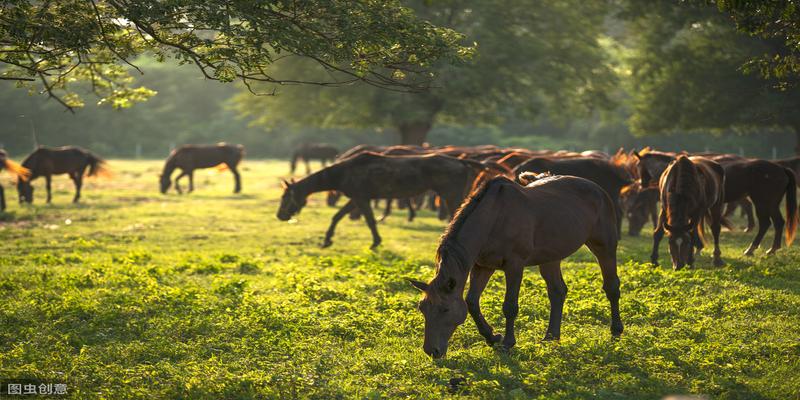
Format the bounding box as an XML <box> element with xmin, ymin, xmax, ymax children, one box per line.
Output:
<box><xmin>542</xmin><ymin>333</ymin><xmax>560</xmax><ymax>342</ymax></box>
<box><xmin>321</xmin><ymin>240</ymin><xmax>333</xmax><ymax>248</ymax></box>
<box><xmin>743</xmin><ymin>249</ymin><xmax>754</xmax><ymax>256</ymax></box>
<box><xmin>766</xmin><ymin>248</ymin><xmax>777</xmax><ymax>255</ymax></box>
<box><xmin>501</xmin><ymin>339</ymin><xmax>516</xmax><ymax>350</ymax></box>
<box><xmin>487</xmin><ymin>334</ymin><xmax>503</xmax><ymax>345</ymax></box>
<box><xmin>370</xmin><ymin>242</ymin><xmax>382</xmax><ymax>250</ymax></box>
<box><xmin>611</xmin><ymin>322</ymin><xmax>624</xmax><ymax>337</ymax></box>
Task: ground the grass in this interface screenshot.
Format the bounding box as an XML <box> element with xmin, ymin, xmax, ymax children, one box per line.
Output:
<box><xmin>1</xmin><ymin>160</ymin><xmax>799</xmax><ymax>399</ymax></box>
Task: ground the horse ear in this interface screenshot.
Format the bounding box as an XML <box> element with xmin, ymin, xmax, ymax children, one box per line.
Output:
<box><xmin>408</xmin><ymin>279</ymin><xmax>429</xmax><ymax>292</ymax></box>
<box><xmin>281</xmin><ymin>179</ymin><xmax>289</xmax><ymax>189</ymax></box>
<box><xmin>290</xmin><ymin>177</ymin><xmax>296</xmax><ymax>184</ymax></box>
<box><xmin>633</xmin><ymin>149</ymin><xmax>642</xmax><ymax>160</ymax></box>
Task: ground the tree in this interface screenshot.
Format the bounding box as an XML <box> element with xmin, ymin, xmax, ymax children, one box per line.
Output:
<box><xmin>621</xmin><ymin>0</ymin><xmax>800</xmax><ymax>153</ymax></box>
<box><xmin>234</xmin><ymin>0</ymin><xmax>618</xmax><ymax>145</ymax></box>
<box><xmin>715</xmin><ymin>0</ymin><xmax>800</xmax><ymax>82</ymax></box>
<box><xmin>0</xmin><ymin>0</ymin><xmax>470</xmax><ymax>111</ymax></box>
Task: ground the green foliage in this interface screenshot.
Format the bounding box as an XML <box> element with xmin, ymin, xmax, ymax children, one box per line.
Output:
<box><xmin>621</xmin><ymin>0</ymin><xmax>800</xmax><ymax>139</ymax></box>
<box><xmin>233</xmin><ymin>0</ymin><xmax>618</xmax><ymax>144</ymax></box>
<box><xmin>0</xmin><ymin>0</ymin><xmax>470</xmax><ymax>111</ymax></box>
<box><xmin>0</xmin><ymin>160</ymin><xmax>798</xmax><ymax>398</ymax></box>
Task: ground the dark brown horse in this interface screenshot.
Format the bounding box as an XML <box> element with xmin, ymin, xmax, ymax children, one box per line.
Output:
<box><xmin>0</xmin><ymin>150</ymin><xmax>30</xmax><ymax>211</ymax></box>
<box><xmin>160</xmin><ymin>143</ymin><xmax>244</xmax><ymax>194</ymax></box>
<box><xmin>514</xmin><ymin>156</ymin><xmax>633</xmax><ymax>234</ymax></box>
<box><xmin>620</xmin><ymin>183</ymin><xmax>659</xmax><ymax>237</ymax></box>
<box><xmin>650</xmin><ymin>156</ymin><xmax>726</xmax><ymax>269</ymax></box>
<box><xmin>277</xmin><ymin>152</ymin><xmax>493</xmax><ymax>249</ymax></box>
<box><xmin>17</xmin><ymin>146</ymin><xmax>108</xmax><ymax>204</ymax></box>
<box><xmin>290</xmin><ymin>143</ymin><xmax>339</xmax><ymax>175</ymax></box>
<box><xmin>409</xmin><ymin>174</ymin><xmax>622</xmax><ymax>359</ymax></box>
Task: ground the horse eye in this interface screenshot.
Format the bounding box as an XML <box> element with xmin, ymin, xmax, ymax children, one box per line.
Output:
<box><xmin>441</xmin><ymin>308</ymin><xmax>450</xmax><ymax>313</ymax></box>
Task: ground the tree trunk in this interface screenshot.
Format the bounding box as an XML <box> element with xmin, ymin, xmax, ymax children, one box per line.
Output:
<box><xmin>398</xmin><ymin>121</ymin><xmax>432</xmax><ymax>145</ymax></box>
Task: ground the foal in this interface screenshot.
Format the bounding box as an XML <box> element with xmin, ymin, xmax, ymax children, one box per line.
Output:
<box><xmin>17</xmin><ymin>146</ymin><xmax>108</xmax><ymax>204</ymax></box>
<box><xmin>277</xmin><ymin>152</ymin><xmax>492</xmax><ymax>249</ymax></box>
<box><xmin>160</xmin><ymin>143</ymin><xmax>244</xmax><ymax>194</ymax></box>
<box><xmin>651</xmin><ymin>156</ymin><xmax>725</xmax><ymax>269</ymax></box>
<box><xmin>0</xmin><ymin>150</ymin><xmax>30</xmax><ymax>211</ymax></box>
<box><xmin>410</xmin><ymin>175</ymin><xmax>622</xmax><ymax>358</ymax></box>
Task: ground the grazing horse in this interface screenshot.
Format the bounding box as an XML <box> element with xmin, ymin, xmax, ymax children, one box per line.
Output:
<box><xmin>160</xmin><ymin>143</ymin><xmax>244</xmax><ymax>194</ymax></box>
<box><xmin>514</xmin><ymin>156</ymin><xmax>633</xmax><ymax>235</ymax></box>
<box><xmin>290</xmin><ymin>143</ymin><xmax>339</xmax><ymax>175</ymax></box>
<box><xmin>651</xmin><ymin>156</ymin><xmax>725</xmax><ymax>269</ymax></box>
<box><xmin>639</xmin><ymin>150</ymin><xmax>798</xmax><ymax>256</ymax></box>
<box><xmin>620</xmin><ymin>183</ymin><xmax>659</xmax><ymax>237</ymax></box>
<box><xmin>17</xmin><ymin>146</ymin><xmax>108</xmax><ymax>204</ymax></box>
<box><xmin>277</xmin><ymin>152</ymin><xmax>493</xmax><ymax>249</ymax></box>
<box><xmin>0</xmin><ymin>150</ymin><xmax>31</xmax><ymax>211</ymax></box>
<box><xmin>409</xmin><ymin>175</ymin><xmax>622</xmax><ymax>359</ymax></box>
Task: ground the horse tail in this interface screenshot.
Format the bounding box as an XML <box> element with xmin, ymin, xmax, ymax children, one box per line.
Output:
<box><xmin>87</xmin><ymin>152</ymin><xmax>111</xmax><ymax>178</ymax></box>
<box><xmin>697</xmin><ymin>214</ymin><xmax>707</xmax><ymax>248</ymax></box>
<box><xmin>784</xmin><ymin>168</ymin><xmax>798</xmax><ymax>246</ymax></box>
<box><xmin>3</xmin><ymin>159</ymin><xmax>31</xmax><ymax>181</ymax></box>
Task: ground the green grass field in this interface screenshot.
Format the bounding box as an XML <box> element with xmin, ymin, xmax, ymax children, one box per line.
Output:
<box><xmin>1</xmin><ymin>160</ymin><xmax>798</xmax><ymax>399</ymax></box>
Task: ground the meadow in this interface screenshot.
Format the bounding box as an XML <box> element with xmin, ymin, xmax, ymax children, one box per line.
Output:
<box><xmin>1</xmin><ymin>160</ymin><xmax>798</xmax><ymax>399</ymax></box>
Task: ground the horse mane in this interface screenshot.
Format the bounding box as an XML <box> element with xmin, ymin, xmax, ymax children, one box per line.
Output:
<box><xmin>436</xmin><ymin>176</ymin><xmax>512</xmax><ymax>268</ymax></box>
<box><xmin>670</xmin><ymin>156</ymin><xmax>698</xmax><ymax>195</ymax></box>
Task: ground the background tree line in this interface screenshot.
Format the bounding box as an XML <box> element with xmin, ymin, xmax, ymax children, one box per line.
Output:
<box><xmin>1</xmin><ymin>0</ymin><xmax>798</xmax><ymax>159</ymax></box>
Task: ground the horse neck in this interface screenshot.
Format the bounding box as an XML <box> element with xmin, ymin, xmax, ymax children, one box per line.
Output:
<box><xmin>295</xmin><ymin>168</ymin><xmax>337</xmax><ymax>197</ymax></box>
<box><xmin>433</xmin><ymin>182</ymin><xmax>505</xmax><ymax>293</ymax></box>
<box><xmin>162</xmin><ymin>157</ymin><xmax>177</xmax><ymax>176</ymax></box>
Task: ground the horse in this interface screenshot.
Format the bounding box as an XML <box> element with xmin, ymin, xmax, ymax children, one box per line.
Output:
<box><xmin>277</xmin><ymin>152</ymin><xmax>495</xmax><ymax>249</ymax></box>
<box><xmin>706</xmin><ymin>156</ymin><xmax>798</xmax><ymax>255</ymax></box>
<box><xmin>409</xmin><ymin>174</ymin><xmax>622</xmax><ymax>359</ymax></box>
<box><xmin>290</xmin><ymin>143</ymin><xmax>339</xmax><ymax>175</ymax></box>
<box><xmin>17</xmin><ymin>146</ymin><xmax>108</xmax><ymax>204</ymax></box>
<box><xmin>620</xmin><ymin>182</ymin><xmax>659</xmax><ymax>237</ymax></box>
<box><xmin>638</xmin><ymin>150</ymin><xmax>797</xmax><ymax>256</ymax></box>
<box><xmin>0</xmin><ymin>150</ymin><xmax>31</xmax><ymax>211</ymax></box>
<box><xmin>514</xmin><ymin>156</ymin><xmax>633</xmax><ymax>235</ymax></box>
<box><xmin>160</xmin><ymin>143</ymin><xmax>244</xmax><ymax>194</ymax></box>
<box><xmin>650</xmin><ymin>156</ymin><xmax>726</xmax><ymax>269</ymax></box>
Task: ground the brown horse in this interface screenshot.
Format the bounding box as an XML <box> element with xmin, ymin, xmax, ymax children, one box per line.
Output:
<box><xmin>651</xmin><ymin>156</ymin><xmax>725</xmax><ymax>269</ymax></box>
<box><xmin>409</xmin><ymin>175</ymin><xmax>622</xmax><ymax>358</ymax></box>
<box><xmin>17</xmin><ymin>146</ymin><xmax>108</xmax><ymax>204</ymax></box>
<box><xmin>0</xmin><ymin>150</ymin><xmax>31</xmax><ymax>211</ymax></box>
<box><xmin>160</xmin><ymin>143</ymin><xmax>244</xmax><ymax>194</ymax></box>
<box><xmin>638</xmin><ymin>150</ymin><xmax>798</xmax><ymax>256</ymax></box>
<box><xmin>290</xmin><ymin>143</ymin><xmax>339</xmax><ymax>175</ymax></box>
<box><xmin>514</xmin><ymin>156</ymin><xmax>633</xmax><ymax>235</ymax></box>
<box><xmin>277</xmin><ymin>152</ymin><xmax>494</xmax><ymax>249</ymax></box>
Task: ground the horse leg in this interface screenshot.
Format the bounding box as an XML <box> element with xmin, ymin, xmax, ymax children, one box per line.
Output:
<box><xmin>378</xmin><ymin>199</ymin><xmax>391</xmax><ymax>223</ymax></box>
<box><xmin>614</xmin><ymin>196</ymin><xmax>623</xmax><ymax>237</ymax></box>
<box><xmin>0</xmin><ymin>184</ymin><xmax>5</xmax><ymax>211</ymax></box>
<box><xmin>304</xmin><ymin>158</ymin><xmax>311</xmax><ymax>175</ymax></box>
<box><xmin>407</xmin><ymin>199</ymin><xmax>416</xmax><ymax>222</ymax></box>
<box><xmin>539</xmin><ymin>260</ymin><xmax>566</xmax><ymax>341</ymax></box>
<box><xmin>71</xmin><ymin>173</ymin><xmax>82</xmax><ymax>203</ymax></box>
<box><xmin>766</xmin><ymin>205</ymin><xmax>785</xmax><ymax>255</ymax></box>
<box><xmin>744</xmin><ymin>204</ymin><xmax>772</xmax><ymax>256</ymax></box>
<box><xmin>322</xmin><ymin>200</ymin><xmax>356</xmax><ymax>248</ymax></box>
<box><xmin>45</xmin><ymin>175</ymin><xmax>52</xmax><ymax>203</ymax></box>
<box><xmin>502</xmin><ymin>264</ymin><xmax>523</xmax><ymax>349</ymax></box>
<box><xmin>586</xmin><ymin>239</ymin><xmax>623</xmax><ymax>337</ymax></box>
<box><xmin>709</xmin><ymin>206</ymin><xmax>724</xmax><ymax>266</ymax></box>
<box><xmin>174</xmin><ymin>170</ymin><xmax>187</xmax><ymax>194</ymax></box>
<box><xmin>228</xmin><ymin>165</ymin><xmax>241</xmax><ymax>193</ymax></box>
<box><xmin>650</xmin><ymin>208</ymin><xmax>666</xmax><ymax>265</ymax></box>
<box><xmin>742</xmin><ymin>198</ymin><xmax>755</xmax><ymax>232</ymax></box>
<box><xmin>466</xmin><ymin>266</ymin><xmax>502</xmax><ymax>345</ymax></box>
<box><xmin>353</xmin><ymin>198</ymin><xmax>382</xmax><ymax>249</ymax></box>
<box><xmin>187</xmin><ymin>170</ymin><xmax>194</xmax><ymax>193</ymax></box>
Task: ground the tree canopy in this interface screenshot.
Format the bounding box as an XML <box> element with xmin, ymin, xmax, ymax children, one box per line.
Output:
<box><xmin>234</xmin><ymin>0</ymin><xmax>618</xmax><ymax>144</ymax></box>
<box><xmin>0</xmin><ymin>0</ymin><xmax>470</xmax><ymax>111</ymax></box>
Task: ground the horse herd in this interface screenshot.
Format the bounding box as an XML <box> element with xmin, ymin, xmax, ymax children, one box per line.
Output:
<box><xmin>1</xmin><ymin>142</ymin><xmax>798</xmax><ymax>358</ymax></box>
